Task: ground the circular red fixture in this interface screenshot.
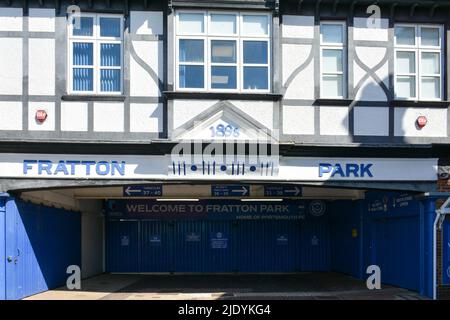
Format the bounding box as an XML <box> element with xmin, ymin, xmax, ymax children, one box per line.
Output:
<box><xmin>417</xmin><ymin>116</ymin><xmax>427</xmax><ymax>129</ymax></box>
<box><xmin>35</xmin><ymin>110</ymin><xmax>48</xmax><ymax>123</ymax></box>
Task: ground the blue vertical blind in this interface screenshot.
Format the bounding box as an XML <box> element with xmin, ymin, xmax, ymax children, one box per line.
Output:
<box><xmin>100</xmin><ymin>43</ymin><xmax>121</xmax><ymax>92</ymax></box>
<box><xmin>73</xmin><ymin>42</ymin><xmax>94</xmax><ymax>91</ymax></box>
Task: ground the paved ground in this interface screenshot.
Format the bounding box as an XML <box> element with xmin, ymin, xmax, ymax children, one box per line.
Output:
<box><xmin>25</xmin><ymin>273</ymin><xmax>428</xmax><ymax>300</ymax></box>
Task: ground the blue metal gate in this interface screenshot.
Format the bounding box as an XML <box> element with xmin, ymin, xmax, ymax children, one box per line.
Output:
<box><xmin>106</xmin><ymin>200</ymin><xmax>330</xmax><ymax>273</ymax></box>
<box><xmin>106</xmin><ymin>220</ymin><xmax>139</xmax><ymax>272</ymax></box>
<box><xmin>2</xmin><ymin>199</ymin><xmax>81</xmax><ymax>300</ymax></box>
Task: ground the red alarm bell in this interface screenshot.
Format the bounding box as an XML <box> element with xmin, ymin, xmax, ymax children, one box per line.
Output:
<box><xmin>416</xmin><ymin>116</ymin><xmax>427</xmax><ymax>129</ymax></box>
<box><xmin>36</xmin><ymin>110</ymin><xmax>48</xmax><ymax>123</ymax></box>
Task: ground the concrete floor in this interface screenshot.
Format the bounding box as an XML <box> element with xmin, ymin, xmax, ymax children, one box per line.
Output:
<box><xmin>25</xmin><ymin>273</ymin><xmax>428</xmax><ymax>300</ymax></box>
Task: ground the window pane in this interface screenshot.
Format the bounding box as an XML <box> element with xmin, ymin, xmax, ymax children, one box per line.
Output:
<box><xmin>73</xmin><ymin>42</ymin><xmax>93</xmax><ymax>66</ymax></box>
<box><xmin>100</xmin><ymin>18</ymin><xmax>121</xmax><ymax>37</ymax></box>
<box><xmin>243</xmin><ymin>41</ymin><xmax>268</xmax><ymax>64</ymax></box>
<box><xmin>73</xmin><ymin>68</ymin><xmax>93</xmax><ymax>91</ymax></box>
<box><xmin>178</xmin><ymin>13</ymin><xmax>204</xmax><ymax>34</ymax></box>
<box><xmin>396</xmin><ymin>51</ymin><xmax>415</xmax><ymax>74</ymax></box>
<box><xmin>211</xmin><ymin>66</ymin><xmax>237</xmax><ymax>89</ymax></box>
<box><xmin>421</xmin><ymin>52</ymin><xmax>440</xmax><ymax>74</ymax></box>
<box><xmin>322</xmin><ymin>49</ymin><xmax>343</xmax><ymax>73</ymax></box>
<box><xmin>396</xmin><ymin>76</ymin><xmax>416</xmax><ymax>98</ymax></box>
<box><xmin>395</xmin><ymin>26</ymin><xmax>415</xmax><ymax>46</ymax></box>
<box><xmin>73</xmin><ymin>17</ymin><xmax>93</xmax><ymax>36</ymax></box>
<box><xmin>243</xmin><ymin>67</ymin><xmax>268</xmax><ymax>90</ymax></box>
<box><xmin>179</xmin><ymin>65</ymin><xmax>204</xmax><ymax>88</ymax></box>
<box><xmin>211</xmin><ymin>41</ymin><xmax>236</xmax><ymax>63</ymax></box>
<box><xmin>210</xmin><ymin>14</ymin><xmax>236</xmax><ymax>34</ymax></box>
<box><xmin>101</xmin><ymin>44</ymin><xmax>121</xmax><ymax>67</ymax></box>
<box><xmin>322</xmin><ymin>75</ymin><xmax>343</xmax><ymax>97</ymax></box>
<box><xmin>421</xmin><ymin>28</ymin><xmax>440</xmax><ymax>46</ymax></box>
<box><xmin>100</xmin><ymin>69</ymin><xmax>121</xmax><ymax>92</ymax></box>
<box><xmin>179</xmin><ymin>39</ymin><xmax>204</xmax><ymax>63</ymax></box>
<box><xmin>421</xmin><ymin>77</ymin><xmax>440</xmax><ymax>99</ymax></box>
<box><xmin>321</xmin><ymin>24</ymin><xmax>344</xmax><ymax>44</ymax></box>
<box><xmin>242</xmin><ymin>15</ymin><xmax>269</xmax><ymax>36</ymax></box>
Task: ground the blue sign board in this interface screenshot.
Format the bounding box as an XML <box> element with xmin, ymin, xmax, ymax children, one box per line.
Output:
<box><xmin>444</xmin><ymin>220</ymin><xmax>450</xmax><ymax>285</ymax></box>
<box><xmin>149</xmin><ymin>235</ymin><xmax>161</xmax><ymax>246</ymax></box>
<box><xmin>211</xmin><ymin>185</ymin><xmax>250</xmax><ymax>197</ymax></box>
<box><xmin>210</xmin><ymin>232</ymin><xmax>228</xmax><ymax>249</ymax></box>
<box><xmin>123</xmin><ymin>184</ymin><xmax>163</xmax><ymax>197</ymax></box>
<box><xmin>264</xmin><ymin>185</ymin><xmax>302</xmax><ymax>197</ymax></box>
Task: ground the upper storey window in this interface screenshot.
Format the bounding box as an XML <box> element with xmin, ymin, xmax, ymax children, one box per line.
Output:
<box><xmin>320</xmin><ymin>22</ymin><xmax>347</xmax><ymax>99</ymax></box>
<box><xmin>68</xmin><ymin>14</ymin><xmax>123</xmax><ymax>94</ymax></box>
<box><xmin>394</xmin><ymin>24</ymin><xmax>443</xmax><ymax>101</ymax></box>
<box><xmin>175</xmin><ymin>11</ymin><xmax>271</xmax><ymax>92</ymax></box>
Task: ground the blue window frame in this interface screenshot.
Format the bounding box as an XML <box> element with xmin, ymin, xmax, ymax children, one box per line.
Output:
<box><xmin>69</xmin><ymin>14</ymin><xmax>123</xmax><ymax>94</ymax></box>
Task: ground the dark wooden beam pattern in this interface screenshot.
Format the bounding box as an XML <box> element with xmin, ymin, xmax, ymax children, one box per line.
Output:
<box><xmin>332</xmin><ymin>0</ymin><xmax>340</xmax><ymax>14</ymax></box>
<box><xmin>409</xmin><ymin>3</ymin><xmax>418</xmax><ymax>17</ymax></box>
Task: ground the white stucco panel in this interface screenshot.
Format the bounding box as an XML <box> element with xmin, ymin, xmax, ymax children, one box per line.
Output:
<box><xmin>130</xmin><ymin>11</ymin><xmax>163</xmax><ymax>35</ymax></box>
<box><xmin>172</xmin><ymin>99</ymin><xmax>219</xmax><ymax>129</ymax></box>
<box><xmin>282</xmin><ymin>105</ymin><xmax>314</xmax><ymax>135</ymax></box>
<box><xmin>29</xmin><ymin>38</ymin><xmax>55</xmax><ymax>96</ymax></box>
<box><xmin>320</xmin><ymin>106</ymin><xmax>349</xmax><ymax>136</ymax></box>
<box><xmin>282</xmin><ymin>15</ymin><xmax>314</xmax><ymax>39</ymax></box>
<box><xmin>355</xmin><ymin>77</ymin><xmax>388</xmax><ymax>101</ymax></box>
<box><xmin>130</xmin><ymin>40</ymin><xmax>162</xmax><ymax>97</ymax></box>
<box><xmin>0</xmin><ymin>101</ymin><xmax>22</xmax><ymax>130</ymax></box>
<box><xmin>0</xmin><ymin>38</ymin><xmax>22</xmax><ymax>95</ymax></box>
<box><xmin>231</xmin><ymin>100</ymin><xmax>274</xmax><ymax>130</ymax></box>
<box><xmin>93</xmin><ymin>102</ymin><xmax>124</xmax><ymax>132</ymax></box>
<box><xmin>353</xmin><ymin>17</ymin><xmax>388</xmax><ymax>41</ymax></box>
<box><xmin>394</xmin><ymin>107</ymin><xmax>447</xmax><ymax>137</ymax></box>
<box><xmin>130</xmin><ymin>103</ymin><xmax>162</xmax><ymax>133</ymax></box>
<box><xmin>355</xmin><ymin>47</ymin><xmax>387</xmax><ymax>70</ymax></box>
<box><xmin>28</xmin><ymin>102</ymin><xmax>55</xmax><ymax>131</ymax></box>
<box><xmin>283</xmin><ymin>43</ymin><xmax>314</xmax><ymax>100</ymax></box>
<box><xmin>0</xmin><ymin>8</ymin><xmax>22</xmax><ymax>31</ymax></box>
<box><xmin>61</xmin><ymin>102</ymin><xmax>88</xmax><ymax>132</ymax></box>
<box><xmin>29</xmin><ymin>8</ymin><xmax>55</xmax><ymax>32</ymax></box>
<box><xmin>282</xmin><ymin>43</ymin><xmax>312</xmax><ymax>85</ymax></box>
<box><xmin>354</xmin><ymin>107</ymin><xmax>389</xmax><ymax>136</ymax></box>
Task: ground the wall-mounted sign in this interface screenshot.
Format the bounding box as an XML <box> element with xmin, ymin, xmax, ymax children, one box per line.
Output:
<box><xmin>210</xmin><ymin>232</ymin><xmax>228</xmax><ymax>249</ymax></box>
<box><xmin>264</xmin><ymin>185</ymin><xmax>301</xmax><ymax>197</ymax></box>
<box><xmin>123</xmin><ymin>185</ymin><xmax>163</xmax><ymax>197</ymax></box>
<box><xmin>211</xmin><ymin>185</ymin><xmax>250</xmax><ymax>197</ymax></box>
<box><xmin>0</xmin><ymin>154</ymin><xmax>438</xmax><ymax>182</ymax></box>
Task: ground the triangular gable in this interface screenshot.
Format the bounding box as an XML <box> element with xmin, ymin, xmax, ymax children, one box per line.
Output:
<box><xmin>173</xmin><ymin>101</ymin><xmax>276</xmax><ymax>142</ymax></box>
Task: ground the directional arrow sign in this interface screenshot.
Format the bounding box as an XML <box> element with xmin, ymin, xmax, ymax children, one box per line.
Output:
<box><xmin>211</xmin><ymin>185</ymin><xmax>250</xmax><ymax>197</ymax></box>
<box><xmin>264</xmin><ymin>185</ymin><xmax>302</xmax><ymax>197</ymax></box>
<box><xmin>123</xmin><ymin>185</ymin><xmax>163</xmax><ymax>197</ymax></box>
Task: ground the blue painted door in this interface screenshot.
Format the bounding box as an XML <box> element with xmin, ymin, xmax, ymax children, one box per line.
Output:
<box><xmin>141</xmin><ymin>221</ymin><xmax>174</xmax><ymax>272</ymax></box>
<box><xmin>107</xmin><ymin>220</ymin><xmax>139</xmax><ymax>272</ymax></box>
<box><xmin>5</xmin><ymin>200</ymin><xmax>81</xmax><ymax>300</ymax></box>
<box><xmin>229</xmin><ymin>220</ymin><xmax>305</xmax><ymax>273</ymax></box>
<box><xmin>173</xmin><ymin>220</ymin><xmax>206</xmax><ymax>272</ymax></box>
<box><xmin>373</xmin><ymin>216</ymin><xmax>419</xmax><ymax>291</ymax></box>
<box><xmin>204</xmin><ymin>221</ymin><xmax>234</xmax><ymax>272</ymax></box>
<box><xmin>0</xmin><ymin>198</ymin><xmax>5</xmax><ymax>300</ymax></box>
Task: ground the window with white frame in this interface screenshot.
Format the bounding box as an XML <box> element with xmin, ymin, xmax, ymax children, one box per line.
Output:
<box><xmin>320</xmin><ymin>22</ymin><xmax>347</xmax><ymax>99</ymax></box>
<box><xmin>68</xmin><ymin>14</ymin><xmax>123</xmax><ymax>94</ymax></box>
<box><xmin>394</xmin><ymin>24</ymin><xmax>443</xmax><ymax>100</ymax></box>
<box><xmin>175</xmin><ymin>11</ymin><xmax>271</xmax><ymax>92</ymax></box>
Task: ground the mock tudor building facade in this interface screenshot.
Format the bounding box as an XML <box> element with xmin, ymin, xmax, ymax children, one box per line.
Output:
<box><xmin>0</xmin><ymin>0</ymin><xmax>450</xmax><ymax>300</ymax></box>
